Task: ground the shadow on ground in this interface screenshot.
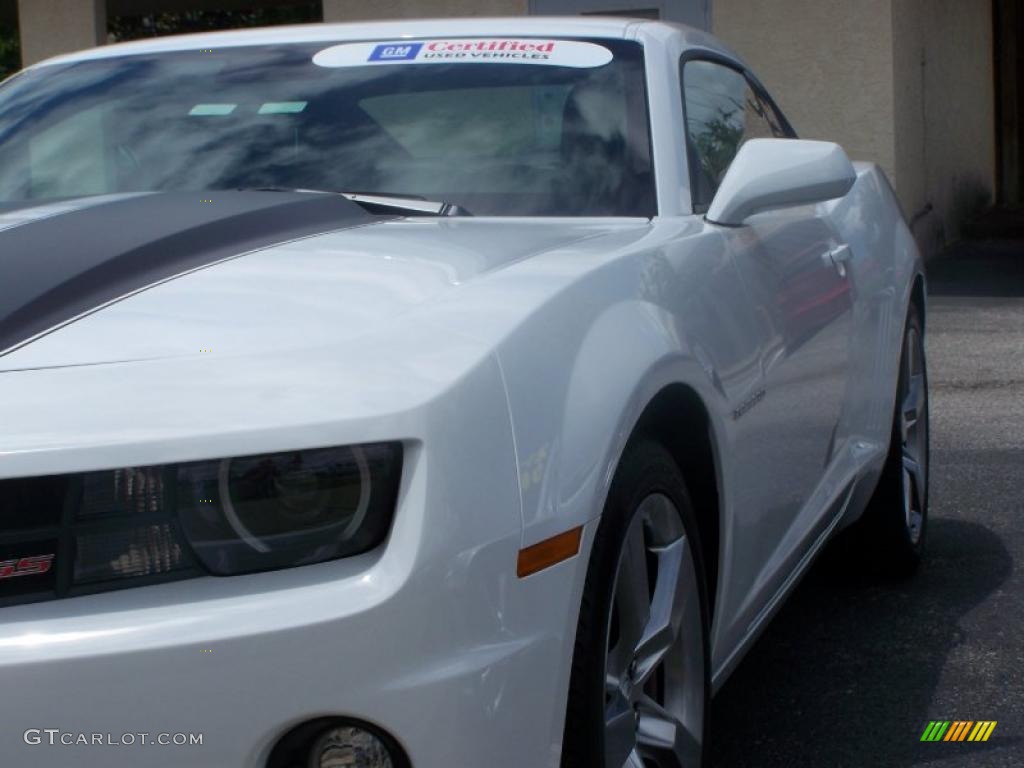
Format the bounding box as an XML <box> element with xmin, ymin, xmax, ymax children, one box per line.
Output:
<box><xmin>928</xmin><ymin>242</ymin><xmax>1024</xmax><ymax>297</ymax></box>
<box><xmin>708</xmin><ymin>518</ymin><xmax>1013</xmax><ymax>767</ymax></box>
<box><xmin>928</xmin><ymin>211</ymin><xmax>1024</xmax><ymax>297</ymax></box>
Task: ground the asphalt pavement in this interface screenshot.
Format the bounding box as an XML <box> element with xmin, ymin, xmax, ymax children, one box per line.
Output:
<box><xmin>708</xmin><ymin>236</ymin><xmax>1024</xmax><ymax>767</ymax></box>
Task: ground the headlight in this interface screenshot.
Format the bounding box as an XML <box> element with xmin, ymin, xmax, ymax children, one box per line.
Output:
<box><xmin>177</xmin><ymin>443</ymin><xmax>402</xmax><ymax>575</ymax></box>
<box><xmin>0</xmin><ymin>442</ymin><xmax>402</xmax><ymax>606</ymax></box>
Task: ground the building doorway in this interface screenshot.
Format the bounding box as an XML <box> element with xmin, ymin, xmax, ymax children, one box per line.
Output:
<box><xmin>995</xmin><ymin>0</ymin><xmax>1023</xmax><ymax>205</ymax></box>
<box><xmin>0</xmin><ymin>0</ymin><xmax>17</xmax><ymax>79</ymax></box>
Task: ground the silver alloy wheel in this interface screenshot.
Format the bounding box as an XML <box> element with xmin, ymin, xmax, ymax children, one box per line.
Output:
<box><xmin>603</xmin><ymin>494</ymin><xmax>704</xmax><ymax>768</ymax></box>
<box><xmin>900</xmin><ymin>325</ymin><xmax>928</xmax><ymax>545</ymax></box>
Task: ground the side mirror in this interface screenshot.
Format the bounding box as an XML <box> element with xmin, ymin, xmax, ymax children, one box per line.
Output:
<box><xmin>705</xmin><ymin>138</ymin><xmax>856</xmax><ymax>227</ymax></box>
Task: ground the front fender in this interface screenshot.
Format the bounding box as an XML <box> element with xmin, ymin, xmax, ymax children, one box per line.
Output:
<box><xmin>495</xmin><ymin>296</ymin><xmax>729</xmax><ymax>767</ymax></box>
<box><xmin>554</xmin><ymin>301</ymin><xmax>725</xmax><ymax>542</ymax></box>
<box><xmin>470</xmin><ymin>218</ymin><xmax>754</xmax><ymax>765</ymax></box>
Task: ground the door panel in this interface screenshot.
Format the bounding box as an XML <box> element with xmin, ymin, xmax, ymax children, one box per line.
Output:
<box><xmin>719</xmin><ymin>205</ymin><xmax>854</xmax><ymax>642</ymax></box>
<box><xmin>678</xmin><ymin>54</ymin><xmax>856</xmax><ymax>661</ymax></box>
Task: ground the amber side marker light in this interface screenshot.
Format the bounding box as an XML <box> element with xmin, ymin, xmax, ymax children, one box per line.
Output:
<box><xmin>517</xmin><ymin>526</ymin><xmax>583</xmax><ymax>578</ymax></box>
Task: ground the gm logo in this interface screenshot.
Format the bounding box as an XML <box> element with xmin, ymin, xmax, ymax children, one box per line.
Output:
<box><xmin>368</xmin><ymin>43</ymin><xmax>423</xmax><ymax>62</ymax></box>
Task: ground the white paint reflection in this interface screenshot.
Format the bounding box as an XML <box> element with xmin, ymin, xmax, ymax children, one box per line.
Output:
<box><xmin>0</xmin><ymin>626</ymin><xmax>137</xmax><ymax>649</ymax></box>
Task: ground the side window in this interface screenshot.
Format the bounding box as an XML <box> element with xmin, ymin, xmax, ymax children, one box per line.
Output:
<box><xmin>681</xmin><ymin>59</ymin><xmax>792</xmax><ymax>211</ymax></box>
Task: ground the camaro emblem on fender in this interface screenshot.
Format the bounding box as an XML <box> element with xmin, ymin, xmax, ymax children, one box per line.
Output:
<box><xmin>732</xmin><ymin>388</ymin><xmax>766</xmax><ymax>421</ymax></box>
<box><xmin>0</xmin><ymin>554</ymin><xmax>55</xmax><ymax>579</ymax></box>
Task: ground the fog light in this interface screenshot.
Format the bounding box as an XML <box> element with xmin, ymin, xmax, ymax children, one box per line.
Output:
<box><xmin>309</xmin><ymin>726</ymin><xmax>394</xmax><ymax>768</ymax></box>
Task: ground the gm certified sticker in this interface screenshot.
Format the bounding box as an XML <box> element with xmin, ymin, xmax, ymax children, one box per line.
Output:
<box><xmin>313</xmin><ymin>39</ymin><xmax>614</xmax><ymax>69</ymax></box>
<box><xmin>368</xmin><ymin>42</ymin><xmax>424</xmax><ymax>62</ymax></box>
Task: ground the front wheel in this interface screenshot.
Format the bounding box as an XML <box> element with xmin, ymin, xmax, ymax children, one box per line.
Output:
<box><xmin>562</xmin><ymin>440</ymin><xmax>709</xmax><ymax>768</ymax></box>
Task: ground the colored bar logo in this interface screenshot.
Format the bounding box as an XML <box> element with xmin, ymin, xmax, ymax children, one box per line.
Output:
<box><xmin>920</xmin><ymin>721</ymin><xmax>997</xmax><ymax>742</ymax></box>
<box><xmin>368</xmin><ymin>43</ymin><xmax>423</xmax><ymax>62</ymax></box>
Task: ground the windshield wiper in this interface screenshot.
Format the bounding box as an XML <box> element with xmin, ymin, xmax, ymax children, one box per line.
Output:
<box><xmin>241</xmin><ymin>187</ymin><xmax>470</xmax><ymax>217</ymax></box>
<box><xmin>341</xmin><ymin>192</ymin><xmax>471</xmax><ymax>217</ymax></box>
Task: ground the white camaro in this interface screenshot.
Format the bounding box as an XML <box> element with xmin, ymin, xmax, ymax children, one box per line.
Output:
<box><xmin>0</xmin><ymin>17</ymin><xmax>928</xmax><ymax>768</ymax></box>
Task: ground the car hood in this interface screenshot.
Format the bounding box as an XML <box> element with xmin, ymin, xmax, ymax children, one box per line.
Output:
<box><xmin>0</xmin><ymin>192</ymin><xmax>644</xmax><ymax>371</ymax></box>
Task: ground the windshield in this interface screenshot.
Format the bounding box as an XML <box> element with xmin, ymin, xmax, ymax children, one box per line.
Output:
<box><xmin>0</xmin><ymin>38</ymin><xmax>654</xmax><ymax>217</ymax></box>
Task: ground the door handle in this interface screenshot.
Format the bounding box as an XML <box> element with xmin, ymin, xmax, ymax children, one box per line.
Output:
<box><xmin>829</xmin><ymin>244</ymin><xmax>852</xmax><ymax>263</ymax></box>
<box><xmin>827</xmin><ymin>244</ymin><xmax>852</xmax><ymax>276</ymax></box>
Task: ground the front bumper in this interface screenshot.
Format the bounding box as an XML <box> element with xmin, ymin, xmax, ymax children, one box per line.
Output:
<box><xmin>0</xmin><ymin>351</ymin><xmax>587</xmax><ymax>767</ymax></box>
<box><xmin>0</xmin><ymin>440</ymin><xmax>586</xmax><ymax>768</ymax></box>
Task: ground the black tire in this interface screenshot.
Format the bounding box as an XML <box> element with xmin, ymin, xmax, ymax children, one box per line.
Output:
<box><xmin>856</xmin><ymin>305</ymin><xmax>930</xmax><ymax>577</ymax></box>
<box><xmin>562</xmin><ymin>439</ymin><xmax>710</xmax><ymax>768</ymax></box>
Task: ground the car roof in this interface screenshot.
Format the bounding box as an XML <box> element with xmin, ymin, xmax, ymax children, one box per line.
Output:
<box><xmin>32</xmin><ymin>16</ymin><xmax>737</xmax><ymax>69</ymax></box>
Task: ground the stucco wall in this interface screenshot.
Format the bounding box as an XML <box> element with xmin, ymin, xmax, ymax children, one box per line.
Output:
<box><xmin>714</xmin><ymin>0</ymin><xmax>995</xmax><ymax>256</ymax></box>
<box><xmin>893</xmin><ymin>0</ymin><xmax>995</xmax><ymax>253</ymax></box>
<box><xmin>712</xmin><ymin>0</ymin><xmax>896</xmax><ymax>179</ymax></box>
<box><xmin>323</xmin><ymin>0</ymin><xmax>527</xmax><ymax>21</ymax></box>
<box><xmin>891</xmin><ymin>0</ymin><xmax>926</xmax><ymax>220</ymax></box>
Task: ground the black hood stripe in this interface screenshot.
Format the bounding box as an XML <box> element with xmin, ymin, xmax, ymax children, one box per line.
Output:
<box><xmin>0</xmin><ymin>193</ymin><xmax>144</xmax><ymax>234</ymax></box>
<box><xmin>0</xmin><ymin>191</ymin><xmax>384</xmax><ymax>355</ymax></box>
